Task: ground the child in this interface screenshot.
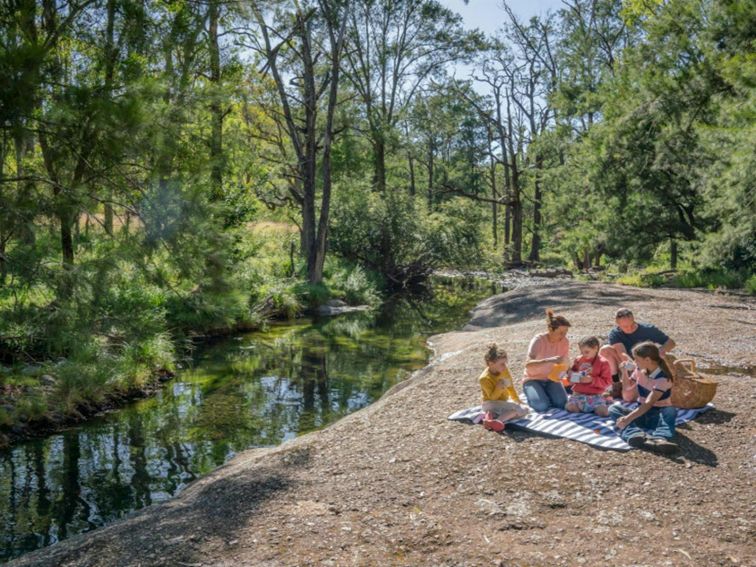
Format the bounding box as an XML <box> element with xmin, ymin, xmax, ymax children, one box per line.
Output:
<box><xmin>565</xmin><ymin>336</ymin><xmax>612</xmax><ymax>416</ymax></box>
<box><xmin>609</xmin><ymin>341</ymin><xmax>679</xmax><ymax>454</ymax></box>
<box><xmin>480</xmin><ymin>343</ymin><xmax>529</xmax><ymax>432</ymax></box>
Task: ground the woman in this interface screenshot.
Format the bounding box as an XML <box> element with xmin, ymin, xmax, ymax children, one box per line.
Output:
<box><xmin>523</xmin><ymin>308</ymin><xmax>570</xmax><ymax>412</ymax></box>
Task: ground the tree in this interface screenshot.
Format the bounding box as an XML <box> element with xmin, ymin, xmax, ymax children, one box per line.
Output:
<box><xmin>249</xmin><ymin>0</ymin><xmax>349</xmax><ymax>284</ymax></box>
<box><xmin>342</xmin><ymin>0</ymin><xmax>480</xmax><ymax>192</ymax></box>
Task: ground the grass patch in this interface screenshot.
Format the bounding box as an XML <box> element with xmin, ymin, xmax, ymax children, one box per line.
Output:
<box><xmin>613</xmin><ymin>267</ymin><xmax>753</xmax><ymax>293</ymax></box>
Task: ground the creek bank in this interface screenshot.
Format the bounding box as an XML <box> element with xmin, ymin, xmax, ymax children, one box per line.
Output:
<box><xmin>8</xmin><ymin>280</ymin><xmax>756</xmax><ymax>567</ymax></box>
<box><xmin>1</xmin><ymin>278</ymin><xmax>493</xmax><ymax>562</ymax></box>
<box><xmin>0</xmin><ymin>368</ymin><xmax>175</xmax><ymax>449</ymax></box>
<box><xmin>0</xmin><ymin>295</ymin><xmax>376</xmax><ymax>450</ymax></box>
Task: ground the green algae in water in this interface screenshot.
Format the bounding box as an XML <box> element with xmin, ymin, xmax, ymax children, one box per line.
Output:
<box><xmin>0</xmin><ymin>279</ymin><xmax>491</xmax><ymax>562</ymax></box>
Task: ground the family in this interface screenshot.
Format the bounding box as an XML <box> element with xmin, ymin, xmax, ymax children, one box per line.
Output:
<box><xmin>478</xmin><ymin>307</ymin><xmax>680</xmax><ymax>455</ymax></box>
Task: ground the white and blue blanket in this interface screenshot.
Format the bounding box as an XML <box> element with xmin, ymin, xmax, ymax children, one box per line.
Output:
<box><xmin>447</xmin><ymin>403</ymin><xmax>714</xmax><ymax>451</ymax></box>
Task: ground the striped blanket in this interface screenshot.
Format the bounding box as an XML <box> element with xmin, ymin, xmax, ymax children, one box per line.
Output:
<box><xmin>447</xmin><ymin>403</ymin><xmax>714</xmax><ymax>451</ymax></box>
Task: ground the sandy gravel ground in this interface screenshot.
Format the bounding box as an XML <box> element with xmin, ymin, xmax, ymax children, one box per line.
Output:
<box><xmin>10</xmin><ymin>281</ymin><xmax>756</xmax><ymax>567</ymax></box>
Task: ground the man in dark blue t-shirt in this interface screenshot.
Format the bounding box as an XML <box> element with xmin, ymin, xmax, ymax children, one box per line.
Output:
<box><xmin>600</xmin><ymin>308</ymin><xmax>676</xmax><ymax>397</ymax></box>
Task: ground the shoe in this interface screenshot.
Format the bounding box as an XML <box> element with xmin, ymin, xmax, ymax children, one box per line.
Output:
<box><xmin>482</xmin><ymin>419</ymin><xmax>506</xmax><ymax>432</ymax></box>
<box><xmin>646</xmin><ymin>437</ymin><xmax>680</xmax><ymax>455</ymax></box>
<box><xmin>627</xmin><ymin>434</ymin><xmax>646</xmax><ymax>448</ymax></box>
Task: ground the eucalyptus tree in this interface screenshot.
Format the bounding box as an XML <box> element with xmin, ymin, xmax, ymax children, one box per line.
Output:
<box><xmin>469</xmin><ymin>42</ymin><xmax>528</xmax><ymax>266</ymax></box>
<box><xmin>407</xmin><ymin>81</ymin><xmax>488</xmax><ymax>210</ymax></box>
<box><xmin>499</xmin><ymin>9</ymin><xmax>560</xmax><ymax>262</ymax></box>
<box><xmin>342</xmin><ymin>0</ymin><xmax>481</xmax><ymax>192</ymax></box>
<box><xmin>248</xmin><ymin>0</ymin><xmax>349</xmax><ymax>284</ymax></box>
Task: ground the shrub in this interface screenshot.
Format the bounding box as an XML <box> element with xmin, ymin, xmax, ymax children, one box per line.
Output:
<box><xmin>330</xmin><ymin>187</ymin><xmax>485</xmax><ymax>288</ymax></box>
<box><xmin>746</xmin><ymin>274</ymin><xmax>756</xmax><ymax>295</ymax></box>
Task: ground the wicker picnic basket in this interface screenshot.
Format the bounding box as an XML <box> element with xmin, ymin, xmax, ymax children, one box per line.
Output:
<box><xmin>666</xmin><ymin>356</ymin><xmax>718</xmax><ymax>409</ymax></box>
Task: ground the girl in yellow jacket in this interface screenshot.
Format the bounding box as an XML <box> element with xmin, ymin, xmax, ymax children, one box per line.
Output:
<box><xmin>480</xmin><ymin>343</ymin><xmax>529</xmax><ymax>432</ymax></box>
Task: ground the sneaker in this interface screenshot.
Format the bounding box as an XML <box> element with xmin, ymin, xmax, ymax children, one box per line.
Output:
<box><xmin>627</xmin><ymin>434</ymin><xmax>646</xmax><ymax>448</ymax></box>
<box><xmin>646</xmin><ymin>437</ymin><xmax>680</xmax><ymax>455</ymax></box>
<box><xmin>482</xmin><ymin>419</ymin><xmax>506</xmax><ymax>433</ymax></box>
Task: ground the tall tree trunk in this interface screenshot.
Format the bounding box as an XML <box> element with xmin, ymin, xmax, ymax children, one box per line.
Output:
<box><xmin>300</xmin><ymin>13</ymin><xmax>319</xmax><ymax>281</ymax></box>
<box><xmin>670</xmin><ymin>239</ymin><xmax>678</xmax><ymax>270</ymax></box>
<box><xmin>405</xmin><ymin>122</ymin><xmax>415</xmax><ymax>196</ymax></box>
<box><xmin>408</xmin><ymin>152</ymin><xmax>416</xmax><ymax>196</ymax></box>
<box><xmin>504</xmin><ymin>205</ymin><xmax>511</xmax><ymax>248</ymax></box>
<box><xmin>208</xmin><ymin>0</ymin><xmax>223</xmax><ymax>200</ymax></box>
<box><xmin>494</xmin><ymin>88</ymin><xmax>513</xmax><ymax>258</ymax></box>
<box><xmin>103</xmin><ymin>0</ymin><xmax>116</xmax><ymax>235</ymax></box>
<box><xmin>309</xmin><ymin>0</ymin><xmax>348</xmax><ymax>284</ymax></box>
<box><xmin>505</xmin><ymin>99</ymin><xmax>522</xmax><ymax>267</ymax></box>
<box><xmin>529</xmin><ymin>152</ymin><xmax>543</xmax><ymax>262</ymax></box>
<box><xmin>487</xmin><ymin>127</ymin><xmax>498</xmax><ymax>247</ymax></box>
<box><xmin>40</xmin><ymin>0</ymin><xmax>75</xmax><ymax>295</ymax></box>
<box><xmin>427</xmin><ymin>138</ymin><xmax>434</xmax><ymax>209</ymax></box>
<box><xmin>373</xmin><ymin>134</ymin><xmax>386</xmax><ymax>193</ymax></box>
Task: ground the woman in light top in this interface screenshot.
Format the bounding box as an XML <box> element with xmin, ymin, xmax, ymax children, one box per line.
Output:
<box><xmin>522</xmin><ymin>308</ymin><xmax>570</xmax><ymax>412</ymax></box>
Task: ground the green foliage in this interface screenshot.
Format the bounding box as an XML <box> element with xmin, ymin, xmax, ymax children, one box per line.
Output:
<box><xmin>671</xmin><ymin>269</ymin><xmax>749</xmax><ymax>291</ymax></box>
<box><xmin>612</xmin><ymin>265</ymin><xmax>752</xmax><ymax>292</ymax></box>
<box><xmin>324</xmin><ymin>261</ymin><xmax>382</xmax><ymax>306</ymax></box>
<box><xmin>746</xmin><ymin>275</ymin><xmax>756</xmax><ymax>295</ymax></box>
<box><xmin>615</xmin><ymin>271</ymin><xmax>668</xmax><ymax>288</ymax></box>
<box><xmin>540</xmin><ymin>0</ymin><xmax>754</xmax><ymax>281</ymax></box>
<box><xmin>330</xmin><ymin>187</ymin><xmax>486</xmax><ymax>287</ymax></box>
<box><xmin>12</xmin><ymin>394</ymin><xmax>48</xmax><ymax>424</ymax></box>
<box><xmin>259</xmin><ymin>280</ymin><xmax>303</xmax><ymax>319</ymax></box>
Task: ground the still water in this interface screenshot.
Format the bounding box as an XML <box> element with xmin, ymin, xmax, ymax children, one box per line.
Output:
<box><xmin>0</xmin><ymin>280</ymin><xmax>493</xmax><ymax>561</ymax></box>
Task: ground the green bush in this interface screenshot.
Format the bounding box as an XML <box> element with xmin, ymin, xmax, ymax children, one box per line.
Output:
<box><xmin>298</xmin><ymin>282</ymin><xmax>332</xmax><ymax>308</ymax></box>
<box><xmin>746</xmin><ymin>274</ymin><xmax>756</xmax><ymax>295</ymax></box>
<box><xmin>330</xmin><ymin>187</ymin><xmax>485</xmax><ymax>287</ymax></box>
<box><xmin>257</xmin><ymin>280</ymin><xmax>303</xmax><ymax>319</ymax></box>
<box><xmin>616</xmin><ymin>271</ymin><xmax>667</xmax><ymax>288</ymax></box>
<box><xmin>13</xmin><ymin>395</ymin><xmax>48</xmax><ymax>423</ymax></box>
<box><xmin>323</xmin><ymin>260</ymin><xmax>381</xmax><ymax>306</ymax></box>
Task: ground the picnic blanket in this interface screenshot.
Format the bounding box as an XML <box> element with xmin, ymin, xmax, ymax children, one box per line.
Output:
<box><xmin>447</xmin><ymin>403</ymin><xmax>714</xmax><ymax>451</ymax></box>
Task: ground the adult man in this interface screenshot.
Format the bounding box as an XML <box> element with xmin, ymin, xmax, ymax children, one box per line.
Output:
<box><xmin>600</xmin><ymin>308</ymin><xmax>676</xmax><ymax>397</ymax></box>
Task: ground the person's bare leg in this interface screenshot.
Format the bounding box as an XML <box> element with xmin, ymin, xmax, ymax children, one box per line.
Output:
<box><xmin>595</xmin><ymin>405</ymin><xmax>609</xmax><ymax>417</ymax></box>
<box><xmin>599</xmin><ymin>345</ymin><xmax>620</xmax><ymax>375</ymax></box>
<box><xmin>565</xmin><ymin>402</ymin><xmax>580</xmax><ymax>413</ymax></box>
<box><xmin>498</xmin><ymin>408</ymin><xmax>523</xmax><ymax>423</ymax></box>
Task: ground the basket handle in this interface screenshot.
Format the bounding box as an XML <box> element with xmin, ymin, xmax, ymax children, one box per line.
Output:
<box><xmin>673</xmin><ymin>358</ymin><xmax>697</xmax><ymax>378</ymax></box>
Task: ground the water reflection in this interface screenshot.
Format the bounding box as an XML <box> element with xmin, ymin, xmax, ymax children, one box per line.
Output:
<box><xmin>0</xmin><ymin>280</ymin><xmax>489</xmax><ymax>562</ymax></box>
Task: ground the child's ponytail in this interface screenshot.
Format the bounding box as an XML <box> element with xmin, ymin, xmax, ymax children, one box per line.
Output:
<box><xmin>632</xmin><ymin>341</ymin><xmax>674</xmax><ymax>382</ymax></box>
<box><xmin>659</xmin><ymin>356</ymin><xmax>674</xmax><ymax>383</ymax></box>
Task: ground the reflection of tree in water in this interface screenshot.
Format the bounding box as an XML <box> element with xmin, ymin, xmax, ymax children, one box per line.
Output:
<box><xmin>1</xmin><ymin>278</ymin><xmax>492</xmax><ymax>561</ymax></box>
<box><xmin>56</xmin><ymin>432</ymin><xmax>81</xmax><ymax>539</ymax></box>
<box><xmin>1</xmin><ymin>449</ymin><xmax>18</xmax><ymax>555</ymax></box>
<box><xmin>32</xmin><ymin>443</ymin><xmax>51</xmax><ymax>547</ymax></box>
<box><xmin>126</xmin><ymin>415</ymin><xmax>151</xmax><ymax>510</ymax></box>
<box><xmin>299</xmin><ymin>337</ymin><xmax>330</xmax><ymax>432</ymax></box>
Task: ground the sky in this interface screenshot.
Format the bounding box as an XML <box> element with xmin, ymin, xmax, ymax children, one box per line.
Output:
<box><xmin>440</xmin><ymin>0</ymin><xmax>564</xmax><ymax>35</ymax></box>
<box><xmin>438</xmin><ymin>0</ymin><xmax>564</xmax><ymax>87</ymax></box>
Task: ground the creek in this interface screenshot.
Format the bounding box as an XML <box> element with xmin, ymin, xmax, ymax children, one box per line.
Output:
<box><xmin>0</xmin><ymin>278</ymin><xmax>494</xmax><ymax>562</ymax></box>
